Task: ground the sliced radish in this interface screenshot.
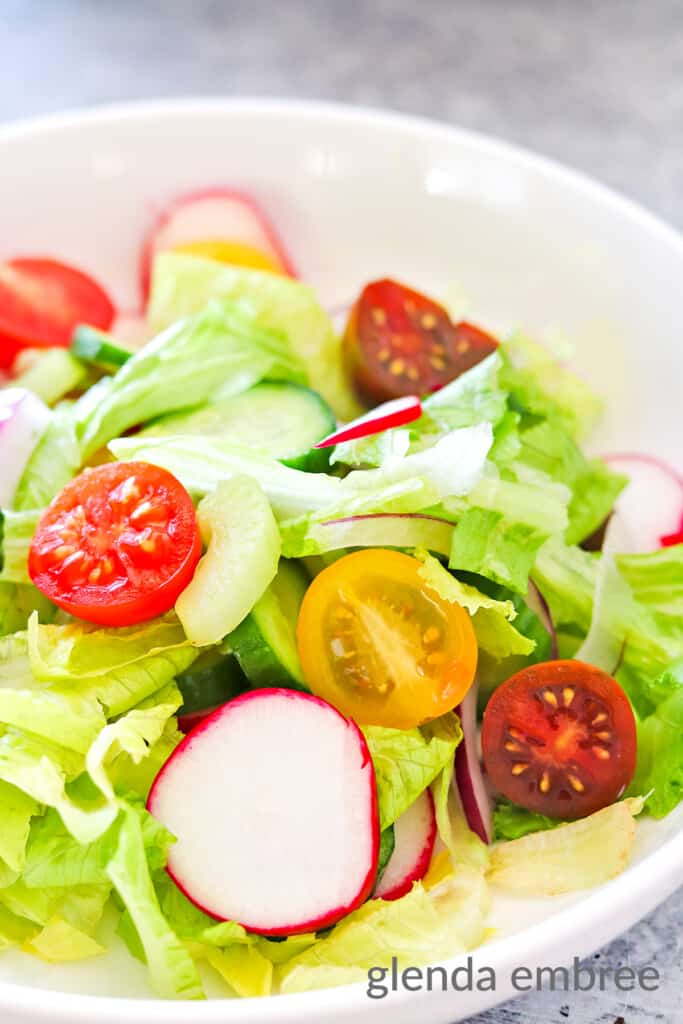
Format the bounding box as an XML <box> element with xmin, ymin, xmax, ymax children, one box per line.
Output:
<box><xmin>140</xmin><ymin>187</ymin><xmax>297</xmax><ymax>299</ymax></box>
<box><xmin>314</xmin><ymin>396</ymin><xmax>422</xmax><ymax>449</ymax></box>
<box><xmin>148</xmin><ymin>688</ymin><xmax>378</xmax><ymax>935</ymax></box>
<box><xmin>0</xmin><ymin>387</ymin><xmax>51</xmax><ymax>506</ymax></box>
<box><xmin>603</xmin><ymin>453</ymin><xmax>683</xmax><ymax>552</ymax></box>
<box><xmin>176</xmin><ymin>705</ymin><xmax>223</xmax><ymax>734</ymax></box>
<box><xmin>374</xmin><ymin>788</ymin><xmax>436</xmax><ymax>901</ymax></box>
<box><xmin>454</xmin><ymin>682</ymin><xmax>493</xmax><ymax>844</ymax></box>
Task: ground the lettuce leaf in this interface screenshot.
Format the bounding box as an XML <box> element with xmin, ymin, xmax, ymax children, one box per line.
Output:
<box><xmin>416</xmin><ymin>551</ymin><xmax>535</xmax><ymax>660</ymax></box>
<box><xmin>630</xmin><ymin>661</ymin><xmax>683</xmax><ymax>817</ymax></box>
<box><xmin>488</xmin><ymin>798</ymin><xmax>643</xmax><ymax>895</ymax></box>
<box><xmin>0</xmin><ymin>780</ymin><xmax>37</xmax><ymax>872</ymax></box>
<box><xmin>148</xmin><ymin>251</ymin><xmax>362</xmax><ymax>420</ymax></box>
<box><xmin>492</xmin><ymin>800</ymin><xmax>560</xmax><ymax>841</ymax></box>
<box><xmin>105</xmin><ymin>805</ymin><xmax>204</xmax><ymax>1000</ymax></box>
<box><xmin>12</xmin><ymin>405</ymin><xmax>82</xmax><ymax>511</ymax></box>
<box><xmin>27</xmin><ymin>613</ymin><xmax>197</xmax><ymax>717</ymax></box>
<box><xmin>363</xmin><ymin>713</ymin><xmax>461</xmax><ymax>830</ymax></box>
<box><xmin>0</xmin><ymin>509</ymin><xmax>39</xmax><ymax>584</ymax></box>
<box><xmin>22</xmin><ymin>917</ymin><xmax>106</xmax><ymax>962</ymax></box>
<box><xmin>0</xmin><ymin>582</ymin><xmax>54</xmax><ymax>637</ymax></box>
<box><xmin>499</xmin><ymin>333</ymin><xmax>603</xmax><ymax>441</ymax></box>
<box><xmin>450</xmin><ymin>508</ymin><xmax>549</xmax><ymax>594</ymax></box>
<box><xmin>0</xmin><ymin>687</ymin><xmax>106</xmax><ymax>753</ymax></box>
<box><xmin>77</xmin><ymin>300</ymin><xmax>302</xmax><ymax>460</ymax></box>
<box><xmin>278</xmin><ymin>866</ymin><xmax>489</xmax><ymax>993</ymax></box>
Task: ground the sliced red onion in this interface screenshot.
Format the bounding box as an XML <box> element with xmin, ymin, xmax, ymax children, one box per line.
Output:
<box><xmin>314</xmin><ymin>395</ymin><xmax>422</xmax><ymax>449</ymax></box>
<box><xmin>526</xmin><ymin>579</ymin><xmax>558</xmax><ymax>659</ymax></box>
<box><xmin>312</xmin><ymin>512</ymin><xmax>454</xmax><ymax>557</ymax></box>
<box><xmin>0</xmin><ymin>388</ymin><xmax>50</xmax><ymax>506</ymax></box>
<box><xmin>603</xmin><ymin>452</ymin><xmax>683</xmax><ymax>552</ymax></box>
<box><xmin>454</xmin><ymin>681</ymin><xmax>493</xmax><ymax>844</ymax></box>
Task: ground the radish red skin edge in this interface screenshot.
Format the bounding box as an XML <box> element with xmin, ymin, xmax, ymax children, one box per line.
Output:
<box><xmin>139</xmin><ymin>187</ymin><xmax>298</xmax><ymax>302</ymax></box>
<box><xmin>603</xmin><ymin>452</ymin><xmax>683</xmax><ymax>551</ymax></box>
<box><xmin>147</xmin><ymin>688</ymin><xmax>380</xmax><ymax>936</ymax></box>
<box><xmin>314</xmin><ymin>395</ymin><xmax>422</xmax><ymax>449</ymax></box>
<box><xmin>374</xmin><ymin>788</ymin><xmax>436</xmax><ymax>901</ymax></box>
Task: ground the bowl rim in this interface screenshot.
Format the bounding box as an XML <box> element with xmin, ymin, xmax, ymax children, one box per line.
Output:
<box><xmin>0</xmin><ymin>96</ymin><xmax>682</xmax><ymax>1022</ymax></box>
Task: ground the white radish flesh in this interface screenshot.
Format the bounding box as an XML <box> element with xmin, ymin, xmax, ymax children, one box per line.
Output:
<box><xmin>148</xmin><ymin>688</ymin><xmax>379</xmax><ymax>935</ymax></box>
<box><xmin>603</xmin><ymin>453</ymin><xmax>683</xmax><ymax>552</ymax></box>
<box><xmin>315</xmin><ymin>396</ymin><xmax>422</xmax><ymax>448</ymax></box>
<box><xmin>454</xmin><ymin>683</ymin><xmax>493</xmax><ymax>844</ymax></box>
<box><xmin>0</xmin><ymin>388</ymin><xmax>50</xmax><ymax>506</ymax></box>
<box><xmin>140</xmin><ymin>188</ymin><xmax>296</xmax><ymax>297</ymax></box>
<box><xmin>374</xmin><ymin>788</ymin><xmax>436</xmax><ymax>901</ymax></box>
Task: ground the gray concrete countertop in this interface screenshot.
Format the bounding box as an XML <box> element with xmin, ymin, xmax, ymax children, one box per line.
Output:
<box><xmin>1</xmin><ymin>1</ymin><xmax>681</xmax><ymax>1020</ymax></box>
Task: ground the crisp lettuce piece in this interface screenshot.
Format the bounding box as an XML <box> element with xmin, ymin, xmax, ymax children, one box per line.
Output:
<box><xmin>12</xmin><ymin>405</ymin><xmax>82</xmax><ymax>511</ymax></box>
<box><xmin>110</xmin><ymin>718</ymin><xmax>183</xmax><ymax>800</ymax></box>
<box><xmin>431</xmin><ymin>766</ymin><xmax>489</xmax><ymax>871</ymax></box>
<box><xmin>516</xmin><ymin>421</ymin><xmax>626</xmax><ymax>544</ymax></box>
<box><xmin>450</xmin><ymin>508</ymin><xmax>548</xmax><ymax>594</ymax></box>
<box><xmin>111</xmin><ymin>424</ymin><xmax>491</xmax><ymax>525</ymax></box>
<box><xmin>23</xmin><ymin>917</ymin><xmax>105</xmax><ymax>962</ymax></box>
<box><xmin>363</xmin><ymin>713</ymin><xmax>461</xmax><ymax>830</ymax></box>
<box><xmin>488</xmin><ymin>798</ymin><xmax>643</xmax><ymax>895</ymax></box>
<box><xmin>0</xmin><ymin>582</ymin><xmax>54</xmax><ymax>637</ymax></box>
<box><xmin>77</xmin><ymin>301</ymin><xmax>302</xmax><ymax>460</ymax></box>
<box><xmin>630</xmin><ymin>661</ymin><xmax>683</xmax><ymax>817</ymax></box>
<box><xmin>153</xmin><ymin>870</ymin><xmax>249</xmax><ymax>948</ymax></box>
<box><xmin>86</xmin><ymin>682</ymin><xmax>183</xmax><ymax>799</ymax></box>
<box><xmin>493</xmin><ymin>800</ymin><xmax>560</xmax><ymax>841</ymax></box>
<box><xmin>0</xmin><ymin>780</ymin><xmax>37</xmax><ymax>872</ymax></box>
<box><xmin>499</xmin><ymin>333</ymin><xmax>603</xmax><ymax>441</ymax></box>
<box><xmin>278</xmin><ymin>866</ymin><xmax>489</xmax><ymax>993</ymax></box>
<box><xmin>416</xmin><ymin>551</ymin><xmax>535</xmax><ymax>660</ymax></box>
<box><xmin>450</xmin><ymin>473</ymin><xmax>570</xmax><ymax>536</ymax></box>
<box><xmin>0</xmin><ymin>509</ymin><xmax>39</xmax><ymax>584</ymax></box>
<box><xmin>0</xmin><ymin>902</ymin><xmax>37</xmax><ymax>950</ymax></box>
<box><xmin>0</xmin><ymin>876</ymin><xmax>110</xmax><ymax>936</ymax></box>
<box><xmin>0</xmin><ymin>729</ymin><xmax>116</xmax><ymax>845</ymax></box>
<box><xmin>105</xmin><ymin>805</ymin><xmax>204</xmax><ymax>1000</ymax></box>
<box><xmin>419</xmin><ymin>352</ymin><xmax>507</xmax><ymax>433</ymax></box>
<box><xmin>148</xmin><ymin>251</ymin><xmax>362</xmax><ymax>420</ymax></box>
<box><xmin>176</xmin><ymin>477</ymin><xmax>280</xmax><ymax>646</ymax></box>
<box><xmin>27</xmin><ymin>613</ymin><xmax>197</xmax><ymax>717</ymax></box>
<box><xmin>330</xmin><ymin>428</ymin><xmax>411</xmax><ymax>470</ymax></box>
<box><xmin>204</xmin><ymin>945</ymin><xmax>273</xmax><ymax>998</ymax></box>
<box><xmin>0</xmin><ymin>687</ymin><xmax>106</xmax><ymax>753</ymax></box>
<box><xmin>533</xmin><ymin>540</ymin><xmax>683</xmax><ymax>712</ymax></box>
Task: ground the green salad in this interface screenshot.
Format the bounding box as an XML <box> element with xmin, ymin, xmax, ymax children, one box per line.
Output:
<box><xmin>0</xmin><ymin>192</ymin><xmax>681</xmax><ymax>1001</ymax></box>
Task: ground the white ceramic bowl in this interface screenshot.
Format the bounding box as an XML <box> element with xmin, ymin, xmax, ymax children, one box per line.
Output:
<box><xmin>0</xmin><ymin>99</ymin><xmax>681</xmax><ymax>1024</ymax></box>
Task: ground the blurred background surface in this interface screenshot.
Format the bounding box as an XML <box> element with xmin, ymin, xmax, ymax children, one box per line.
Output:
<box><xmin>1</xmin><ymin>1</ymin><xmax>682</xmax><ymax>1021</ymax></box>
<box><xmin>3</xmin><ymin>0</ymin><xmax>683</xmax><ymax>227</ymax></box>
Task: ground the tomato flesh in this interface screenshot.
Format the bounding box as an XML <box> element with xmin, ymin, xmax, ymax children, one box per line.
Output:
<box><xmin>29</xmin><ymin>462</ymin><xmax>201</xmax><ymax>626</ymax></box>
<box><xmin>296</xmin><ymin>549</ymin><xmax>477</xmax><ymax>729</ymax></box>
<box><xmin>343</xmin><ymin>279</ymin><xmax>498</xmax><ymax>405</ymax></box>
<box><xmin>0</xmin><ymin>258</ymin><xmax>115</xmax><ymax>369</ymax></box>
<box><xmin>482</xmin><ymin>660</ymin><xmax>637</xmax><ymax>819</ymax></box>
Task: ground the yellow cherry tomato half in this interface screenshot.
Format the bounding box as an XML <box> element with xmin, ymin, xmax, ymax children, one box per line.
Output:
<box><xmin>296</xmin><ymin>549</ymin><xmax>477</xmax><ymax>729</ymax></box>
<box><xmin>172</xmin><ymin>239</ymin><xmax>285</xmax><ymax>274</ymax></box>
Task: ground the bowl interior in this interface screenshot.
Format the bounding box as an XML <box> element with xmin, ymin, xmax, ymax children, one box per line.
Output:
<box><xmin>0</xmin><ymin>100</ymin><xmax>681</xmax><ymax>1020</ymax></box>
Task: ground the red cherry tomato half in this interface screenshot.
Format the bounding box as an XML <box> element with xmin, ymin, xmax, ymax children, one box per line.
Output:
<box><xmin>29</xmin><ymin>462</ymin><xmax>201</xmax><ymax>627</ymax></box>
<box><xmin>0</xmin><ymin>258</ymin><xmax>115</xmax><ymax>369</ymax></box>
<box><xmin>482</xmin><ymin>660</ymin><xmax>637</xmax><ymax>819</ymax></box>
<box><xmin>342</xmin><ymin>279</ymin><xmax>498</xmax><ymax>405</ymax></box>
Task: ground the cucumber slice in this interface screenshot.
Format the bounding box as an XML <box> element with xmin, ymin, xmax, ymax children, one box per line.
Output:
<box><xmin>14</xmin><ymin>348</ymin><xmax>87</xmax><ymax>405</ymax></box>
<box><xmin>176</xmin><ymin>648</ymin><xmax>248</xmax><ymax>714</ymax></box>
<box><xmin>71</xmin><ymin>325</ymin><xmax>132</xmax><ymax>369</ymax></box>
<box><xmin>229</xmin><ymin>558</ymin><xmax>309</xmax><ymax>689</ymax></box>
<box><xmin>140</xmin><ymin>382</ymin><xmax>335</xmax><ymax>472</ymax></box>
